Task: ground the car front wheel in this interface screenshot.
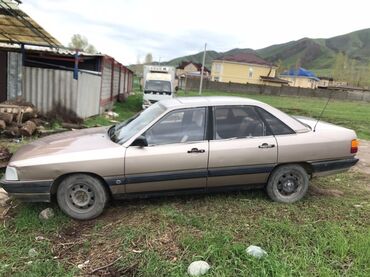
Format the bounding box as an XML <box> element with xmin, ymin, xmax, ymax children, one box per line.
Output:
<box><xmin>266</xmin><ymin>165</ymin><xmax>309</xmax><ymax>203</ymax></box>
<box><xmin>57</xmin><ymin>174</ymin><xmax>108</xmax><ymax>220</ymax></box>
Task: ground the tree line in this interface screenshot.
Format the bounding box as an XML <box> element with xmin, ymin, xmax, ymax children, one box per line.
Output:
<box><xmin>332</xmin><ymin>52</ymin><xmax>370</xmax><ymax>88</ymax></box>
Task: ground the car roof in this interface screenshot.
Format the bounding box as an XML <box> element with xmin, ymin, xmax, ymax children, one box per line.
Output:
<box><xmin>160</xmin><ymin>96</ymin><xmax>264</xmax><ymax>108</ymax></box>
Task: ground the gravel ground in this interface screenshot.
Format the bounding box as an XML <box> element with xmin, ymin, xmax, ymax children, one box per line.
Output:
<box><xmin>353</xmin><ymin>140</ymin><xmax>370</xmax><ymax>175</ymax></box>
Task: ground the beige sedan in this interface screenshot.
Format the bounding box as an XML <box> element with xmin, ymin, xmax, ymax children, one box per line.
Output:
<box><xmin>1</xmin><ymin>97</ymin><xmax>359</xmax><ymax>219</ymax></box>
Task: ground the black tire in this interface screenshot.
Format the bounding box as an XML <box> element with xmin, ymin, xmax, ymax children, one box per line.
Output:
<box><xmin>266</xmin><ymin>165</ymin><xmax>309</xmax><ymax>203</ymax></box>
<box><xmin>57</xmin><ymin>174</ymin><xmax>108</xmax><ymax>220</ymax></box>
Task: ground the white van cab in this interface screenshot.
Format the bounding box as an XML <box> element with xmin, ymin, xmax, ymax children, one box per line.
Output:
<box><xmin>142</xmin><ymin>66</ymin><xmax>177</xmax><ymax>109</ymax></box>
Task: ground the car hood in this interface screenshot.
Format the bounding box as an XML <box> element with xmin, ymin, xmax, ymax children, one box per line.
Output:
<box><xmin>10</xmin><ymin>127</ymin><xmax>120</xmax><ymax>165</ymax></box>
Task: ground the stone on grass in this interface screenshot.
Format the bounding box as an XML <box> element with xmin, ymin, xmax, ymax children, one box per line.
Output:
<box><xmin>246</xmin><ymin>245</ymin><xmax>267</xmax><ymax>258</ymax></box>
<box><xmin>28</xmin><ymin>248</ymin><xmax>38</xmax><ymax>258</ymax></box>
<box><xmin>187</xmin><ymin>260</ymin><xmax>210</xmax><ymax>276</ymax></box>
<box><xmin>105</xmin><ymin>111</ymin><xmax>119</xmax><ymax>118</ymax></box>
<box><xmin>39</xmin><ymin>208</ymin><xmax>54</xmax><ymax>220</ymax></box>
<box><xmin>77</xmin><ymin>260</ymin><xmax>90</xmax><ymax>269</ymax></box>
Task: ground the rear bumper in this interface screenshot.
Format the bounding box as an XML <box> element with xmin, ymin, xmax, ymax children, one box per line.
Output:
<box><xmin>310</xmin><ymin>158</ymin><xmax>359</xmax><ymax>177</ymax></box>
<box><xmin>0</xmin><ymin>179</ymin><xmax>53</xmax><ymax>202</ymax></box>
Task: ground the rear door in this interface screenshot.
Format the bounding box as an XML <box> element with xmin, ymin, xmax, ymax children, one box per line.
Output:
<box><xmin>208</xmin><ymin>105</ymin><xmax>278</xmax><ymax>188</ymax></box>
<box><xmin>125</xmin><ymin>107</ymin><xmax>208</xmax><ymax>193</ymax></box>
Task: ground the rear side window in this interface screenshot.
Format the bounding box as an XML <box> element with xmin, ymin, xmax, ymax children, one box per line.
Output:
<box><xmin>257</xmin><ymin>108</ymin><xmax>294</xmax><ymax>135</ymax></box>
<box><xmin>214</xmin><ymin>106</ymin><xmax>269</xmax><ymax>139</ymax></box>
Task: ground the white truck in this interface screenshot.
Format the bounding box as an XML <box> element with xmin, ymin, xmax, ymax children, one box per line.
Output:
<box><xmin>142</xmin><ymin>65</ymin><xmax>177</xmax><ymax>109</ymax></box>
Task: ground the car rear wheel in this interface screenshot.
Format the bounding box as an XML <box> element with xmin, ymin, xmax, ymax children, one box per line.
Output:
<box><xmin>57</xmin><ymin>174</ymin><xmax>108</xmax><ymax>220</ymax></box>
<box><xmin>266</xmin><ymin>165</ymin><xmax>309</xmax><ymax>203</ymax></box>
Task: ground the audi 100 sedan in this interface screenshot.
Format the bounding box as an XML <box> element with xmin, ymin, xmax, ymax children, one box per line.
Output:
<box><xmin>1</xmin><ymin>97</ymin><xmax>359</xmax><ymax>219</ymax></box>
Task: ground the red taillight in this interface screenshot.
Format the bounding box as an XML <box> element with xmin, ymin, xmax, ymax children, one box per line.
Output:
<box><xmin>351</xmin><ymin>139</ymin><xmax>359</xmax><ymax>154</ymax></box>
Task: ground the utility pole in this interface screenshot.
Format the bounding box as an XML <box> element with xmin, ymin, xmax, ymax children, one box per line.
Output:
<box><xmin>199</xmin><ymin>43</ymin><xmax>207</xmax><ymax>95</ymax></box>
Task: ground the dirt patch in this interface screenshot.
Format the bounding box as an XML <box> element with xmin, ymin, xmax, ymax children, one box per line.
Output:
<box><xmin>51</xmin><ymin>220</ymin><xmax>123</xmax><ymax>276</ymax></box>
<box><xmin>352</xmin><ymin>140</ymin><xmax>370</xmax><ymax>175</ymax></box>
<box><xmin>49</xmin><ymin>204</ymin><xmax>184</xmax><ymax>276</ymax></box>
<box><xmin>309</xmin><ymin>184</ymin><xmax>344</xmax><ymax>197</ymax></box>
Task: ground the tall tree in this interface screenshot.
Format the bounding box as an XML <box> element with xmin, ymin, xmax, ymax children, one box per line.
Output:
<box><xmin>363</xmin><ymin>61</ymin><xmax>370</xmax><ymax>88</ymax></box>
<box><xmin>354</xmin><ymin>61</ymin><xmax>370</xmax><ymax>88</ymax></box>
<box><xmin>144</xmin><ymin>53</ymin><xmax>153</xmax><ymax>64</ymax></box>
<box><xmin>332</xmin><ymin>52</ymin><xmax>348</xmax><ymax>82</ymax></box>
<box><xmin>275</xmin><ymin>59</ymin><xmax>284</xmax><ymax>75</ymax></box>
<box><xmin>331</xmin><ymin>52</ymin><xmax>370</xmax><ymax>87</ymax></box>
<box><xmin>349</xmin><ymin>59</ymin><xmax>360</xmax><ymax>86</ymax></box>
<box><xmin>68</xmin><ymin>34</ymin><xmax>97</xmax><ymax>54</ymax></box>
<box><xmin>136</xmin><ymin>54</ymin><xmax>141</xmax><ymax>65</ymax></box>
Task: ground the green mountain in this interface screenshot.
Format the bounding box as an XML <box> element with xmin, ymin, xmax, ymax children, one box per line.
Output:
<box><xmin>165</xmin><ymin>50</ymin><xmax>220</xmax><ymax>70</ymax></box>
<box><xmin>164</xmin><ymin>28</ymin><xmax>370</xmax><ymax>77</ymax></box>
<box><xmin>164</xmin><ymin>49</ymin><xmax>256</xmax><ymax>70</ymax></box>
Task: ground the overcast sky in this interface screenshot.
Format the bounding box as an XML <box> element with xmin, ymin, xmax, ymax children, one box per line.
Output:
<box><xmin>21</xmin><ymin>0</ymin><xmax>370</xmax><ymax>65</ymax></box>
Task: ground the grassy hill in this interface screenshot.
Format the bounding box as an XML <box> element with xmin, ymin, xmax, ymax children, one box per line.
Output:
<box><xmin>165</xmin><ymin>50</ymin><xmax>219</xmax><ymax>70</ymax></box>
<box><xmin>163</xmin><ymin>28</ymin><xmax>370</xmax><ymax>77</ymax></box>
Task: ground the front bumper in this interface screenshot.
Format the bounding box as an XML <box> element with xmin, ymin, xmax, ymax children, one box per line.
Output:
<box><xmin>0</xmin><ymin>179</ymin><xmax>53</xmax><ymax>202</ymax></box>
<box><xmin>310</xmin><ymin>157</ymin><xmax>359</xmax><ymax>177</ymax></box>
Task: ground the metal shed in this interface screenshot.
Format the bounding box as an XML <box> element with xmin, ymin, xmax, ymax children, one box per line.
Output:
<box><xmin>0</xmin><ymin>0</ymin><xmax>133</xmax><ymax>118</ymax></box>
<box><xmin>1</xmin><ymin>46</ymin><xmax>133</xmax><ymax>118</ymax></box>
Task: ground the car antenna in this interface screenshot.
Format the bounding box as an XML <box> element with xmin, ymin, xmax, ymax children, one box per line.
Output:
<box><xmin>313</xmin><ymin>92</ymin><xmax>332</xmax><ymax>132</ymax></box>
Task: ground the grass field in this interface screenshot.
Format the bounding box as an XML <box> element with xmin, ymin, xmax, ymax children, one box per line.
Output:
<box><xmin>1</xmin><ymin>173</ymin><xmax>369</xmax><ymax>276</ymax></box>
<box><xmin>0</xmin><ymin>91</ymin><xmax>369</xmax><ymax>276</ymax></box>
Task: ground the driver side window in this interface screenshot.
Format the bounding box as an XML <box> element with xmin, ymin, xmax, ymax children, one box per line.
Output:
<box><xmin>145</xmin><ymin>108</ymin><xmax>206</xmax><ymax>145</ymax></box>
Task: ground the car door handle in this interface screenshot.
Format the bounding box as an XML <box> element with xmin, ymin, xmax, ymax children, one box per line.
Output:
<box><xmin>187</xmin><ymin>148</ymin><xmax>205</xmax><ymax>153</ymax></box>
<box><xmin>258</xmin><ymin>143</ymin><xmax>275</xmax><ymax>149</ymax></box>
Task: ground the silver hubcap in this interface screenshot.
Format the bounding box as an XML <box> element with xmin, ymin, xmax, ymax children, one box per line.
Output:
<box><xmin>277</xmin><ymin>172</ymin><xmax>302</xmax><ymax>196</ymax></box>
<box><xmin>68</xmin><ymin>183</ymin><xmax>95</xmax><ymax>210</ymax></box>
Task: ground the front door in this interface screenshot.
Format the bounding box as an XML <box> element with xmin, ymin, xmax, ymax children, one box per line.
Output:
<box><xmin>125</xmin><ymin>107</ymin><xmax>208</xmax><ymax>193</ymax></box>
<box><xmin>208</xmin><ymin>105</ymin><xmax>278</xmax><ymax>188</ymax></box>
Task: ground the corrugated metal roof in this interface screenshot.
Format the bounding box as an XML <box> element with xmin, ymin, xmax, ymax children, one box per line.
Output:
<box><xmin>0</xmin><ymin>42</ymin><xmax>104</xmax><ymax>56</ymax></box>
<box><xmin>0</xmin><ymin>42</ymin><xmax>134</xmax><ymax>72</ymax></box>
<box><xmin>0</xmin><ymin>0</ymin><xmax>61</xmax><ymax>47</ymax></box>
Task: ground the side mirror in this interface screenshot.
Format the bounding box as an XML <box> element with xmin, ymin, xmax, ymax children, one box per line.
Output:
<box><xmin>132</xmin><ymin>135</ymin><xmax>148</xmax><ymax>147</ymax></box>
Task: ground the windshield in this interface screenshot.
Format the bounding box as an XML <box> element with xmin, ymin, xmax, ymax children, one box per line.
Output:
<box><xmin>145</xmin><ymin>80</ymin><xmax>171</xmax><ymax>92</ymax></box>
<box><xmin>114</xmin><ymin>103</ymin><xmax>166</xmax><ymax>144</ymax></box>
